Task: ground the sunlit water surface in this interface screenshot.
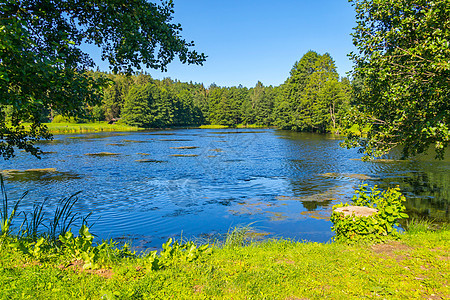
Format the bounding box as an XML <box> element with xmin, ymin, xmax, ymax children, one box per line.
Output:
<box><xmin>1</xmin><ymin>129</ymin><xmax>448</xmax><ymax>249</ymax></box>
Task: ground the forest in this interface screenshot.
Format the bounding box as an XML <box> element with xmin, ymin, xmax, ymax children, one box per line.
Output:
<box><xmin>41</xmin><ymin>51</ymin><xmax>353</xmax><ymax>134</ymax></box>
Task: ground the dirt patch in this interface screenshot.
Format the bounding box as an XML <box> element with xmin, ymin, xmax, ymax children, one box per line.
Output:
<box><xmin>59</xmin><ymin>260</ymin><xmax>113</xmax><ymax>279</ymax></box>
<box><xmin>371</xmin><ymin>241</ymin><xmax>413</xmax><ymax>261</ymax></box>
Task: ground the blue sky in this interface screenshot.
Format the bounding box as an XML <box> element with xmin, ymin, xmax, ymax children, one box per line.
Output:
<box><xmin>95</xmin><ymin>0</ymin><xmax>357</xmax><ymax>88</ymax></box>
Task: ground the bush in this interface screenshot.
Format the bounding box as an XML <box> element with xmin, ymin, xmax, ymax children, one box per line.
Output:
<box><xmin>331</xmin><ymin>185</ymin><xmax>409</xmax><ymax>243</ymax></box>
<box><xmin>52</xmin><ymin>115</ymin><xmax>78</xmax><ymax>123</ymax></box>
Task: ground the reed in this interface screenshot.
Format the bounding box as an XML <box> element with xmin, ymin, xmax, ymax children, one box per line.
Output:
<box><xmin>0</xmin><ymin>175</ymin><xmax>27</xmax><ymax>236</ymax></box>
<box><xmin>223</xmin><ymin>224</ymin><xmax>254</xmax><ymax>248</ymax></box>
<box><xmin>0</xmin><ymin>175</ymin><xmax>91</xmax><ymax>242</ymax></box>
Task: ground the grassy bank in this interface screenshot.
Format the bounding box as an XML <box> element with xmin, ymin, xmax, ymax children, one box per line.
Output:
<box><xmin>43</xmin><ymin>122</ymin><xmax>142</xmax><ymax>134</ymax></box>
<box><xmin>46</xmin><ymin>122</ymin><xmax>270</xmax><ymax>133</ymax></box>
<box><xmin>0</xmin><ymin>226</ymin><xmax>448</xmax><ymax>299</ymax></box>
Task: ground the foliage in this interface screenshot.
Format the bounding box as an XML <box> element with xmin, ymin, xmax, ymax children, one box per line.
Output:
<box><xmin>331</xmin><ymin>185</ymin><xmax>409</xmax><ymax>243</ymax></box>
<box><xmin>144</xmin><ymin>238</ymin><xmax>212</xmax><ymax>270</ymax></box>
<box><xmin>0</xmin><ymin>229</ymin><xmax>448</xmax><ymax>299</ymax></box>
<box><xmin>58</xmin><ymin>225</ymin><xmax>135</xmax><ymax>269</ymax></box>
<box><xmin>0</xmin><ymin>0</ymin><xmax>206</xmax><ymax>159</ymax></box>
<box><xmin>99</xmin><ymin>63</ymin><xmax>352</xmax><ymax>132</ymax></box>
<box><xmin>274</xmin><ymin>51</ymin><xmax>352</xmax><ymax>132</ymax></box>
<box><xmin>345</xmin><ymin>0</ymin><xmax>450</xmax><ymax>159</ymax></box>
<box><xmin>51</xmin><ymin>115</ymin><xmax>77</xmax><ymax>124</ymax></box>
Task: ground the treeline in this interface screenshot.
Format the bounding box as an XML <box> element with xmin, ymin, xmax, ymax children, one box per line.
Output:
<box><xmin>67</xmin><ymin>51</ymin><xmax>354</xmax><ymax>133</ymax></box>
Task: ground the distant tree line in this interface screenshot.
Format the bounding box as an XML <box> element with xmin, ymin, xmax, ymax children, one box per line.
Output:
<box><xmin>45</xmin><ymin>51</ymin><xmax>353</xmax><ymax>133</ymax></box>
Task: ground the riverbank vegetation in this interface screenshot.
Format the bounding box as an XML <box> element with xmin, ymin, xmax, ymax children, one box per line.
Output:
<box><xmin>1</xmin><ymin>175</ymin><xmax>448</xmax><ymax>299</ymax></box>
<box><xmin>47</xmin><ymin>51</ymin><xmax>353</xmax><ymax>135</ymax></box>
<box><xmin>3</xmin><ymin>50</ymin><xmax>353</xmax><ymax>137</ymax></box>
<box><xmin>43</xmin><ymin>122</ymin><xmax>141</xmax><ymax>134</ymax></box>
<box><xmin>1</xmin><ymin>222</ymin><xmax>448</xmax><ymax>299</ymax></box>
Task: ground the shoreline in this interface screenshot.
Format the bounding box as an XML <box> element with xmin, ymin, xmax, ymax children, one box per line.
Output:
<box><xmin>1</xmin><ymin>227</ymin><xmax>448</xmax><ymax>298</ymax></box>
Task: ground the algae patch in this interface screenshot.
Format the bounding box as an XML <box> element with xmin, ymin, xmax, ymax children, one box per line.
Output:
<box><xmin>122</xmin><ymin>140</ymin><xmax>147</xmax><ymax>143</ymax></box>
<box><xmin>1</xmin><ymin>168</ymin><xmax>81</xmax><ymax>182</ymax></box>
<box><xmin>84</xmin><ymin>152</ymin><xmax>120</xmax><ymax>157</ymax></box>
<box><xmin>299</xmin><ymin>210</ymin><xmax>331</xmax><ymax>220</ymax></box>
<box><xmin>319</xmin><ymin>173</ymin><xmax>375</xmax><ymax>180</ymax></box>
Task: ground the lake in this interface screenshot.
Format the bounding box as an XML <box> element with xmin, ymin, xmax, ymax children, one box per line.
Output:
<box><xmin>1</xmin><ymin>129</ymin><xmax>448</xmax><ymax>249</ymax></box>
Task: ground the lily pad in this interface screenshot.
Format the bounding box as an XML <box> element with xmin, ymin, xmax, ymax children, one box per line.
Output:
<box><xmin>170</xmin><ymin>154</ymin><xmax>198</xmax><ymax>157</ymax></box>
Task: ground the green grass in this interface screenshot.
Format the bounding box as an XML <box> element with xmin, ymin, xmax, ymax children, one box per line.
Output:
<box><xmin>198</xmin><ymin>124</ymin><xmax>230</xmax><ymax>129</ymax></box>
<box><xmin>236</xmin><ymin>124</ymin><xmax>270</xmax><ymax>129</ymax></box>
<box><xmin>0</xmin><ymin>225</ymin><xmax>448</xmax><ymax>299</ymax></box>
<box><xmin>43</xmin><ymin>122</ymin><xmax>141</xmax><ymax>133</ymax></box>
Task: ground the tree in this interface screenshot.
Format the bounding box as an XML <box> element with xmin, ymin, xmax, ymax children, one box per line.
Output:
<box><xmin>275</xmin><ymin>51</ymin><xmax>346</xmax><ymax>132</ymax></box>
<box><xmin>0</xmin><ymin>0</ymin><xmax>206</xmax><ymax>159</ymax></box>
<box><xmin>345</xmin><ymin>0</ymin><xmax>450</xmax><ymax>159</ymax></box>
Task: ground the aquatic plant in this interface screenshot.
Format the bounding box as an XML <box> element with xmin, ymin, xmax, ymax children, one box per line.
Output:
<box><xmin>0</xmin><ymin>175</ymin><xmax>90</xmax><ymax>242</ymax></box>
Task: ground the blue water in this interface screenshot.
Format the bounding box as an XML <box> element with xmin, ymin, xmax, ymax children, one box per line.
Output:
<box><xmin>1</xmin><ymin>129</ymin><xmax>448</xmax><ymax>249</ymax></box>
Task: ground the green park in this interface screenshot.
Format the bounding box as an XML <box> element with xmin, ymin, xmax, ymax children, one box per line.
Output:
<box><xmin>0</xmin><ymin>0</ymin><xmax>449</xmax><ymax>299</ymax></box>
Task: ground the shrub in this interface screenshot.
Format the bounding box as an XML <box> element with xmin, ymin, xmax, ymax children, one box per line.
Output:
<box><xmin>330</xmin><ymin>185</ymin><xmax>409</xmax><ymax>243</ymax></box>
<box><xmin>52</xmin><ymin>115</ymin><xmax>77</xmax><ymax>123</ymax></box>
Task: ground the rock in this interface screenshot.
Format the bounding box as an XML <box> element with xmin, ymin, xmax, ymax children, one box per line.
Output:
<box><xmin>334</xmin><ymin>206</ymin><xmax>378</xmax><ymax>217</ymax></box>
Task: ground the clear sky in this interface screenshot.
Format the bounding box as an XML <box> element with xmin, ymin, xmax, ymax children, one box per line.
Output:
<box><xmin>95</xmin><ymin>0</ymin><xmax>357</xmax><ymax>88</ymax></box>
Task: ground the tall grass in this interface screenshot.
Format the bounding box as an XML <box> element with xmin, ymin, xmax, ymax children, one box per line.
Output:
<box><xmin>223</xmin><ymin>224</ymin><xmax>254</xmax><ymax>248</ymax></box>
<box><xmin>48</xmin><ymin>191</ymin><xmax>93</xmax><ymax>241</ymax></box>
<box><xmin>404</xmin><ymin>217</ymin><xmax>439</xmax><ymax>234</ymax></box>
<box><xmin>0</xmin><ymin>175</ymin><xmax>91</xmax><ymax>242</ymax></box>
<box><xmin>0</xmin><ymin>175</ymin><xmax>27</xmax><ymax>236</ymax></box>
<box><xmin>23</xmin><ymin>200</ymin><xmax>46</xmax><ymax>239</ymax></box>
